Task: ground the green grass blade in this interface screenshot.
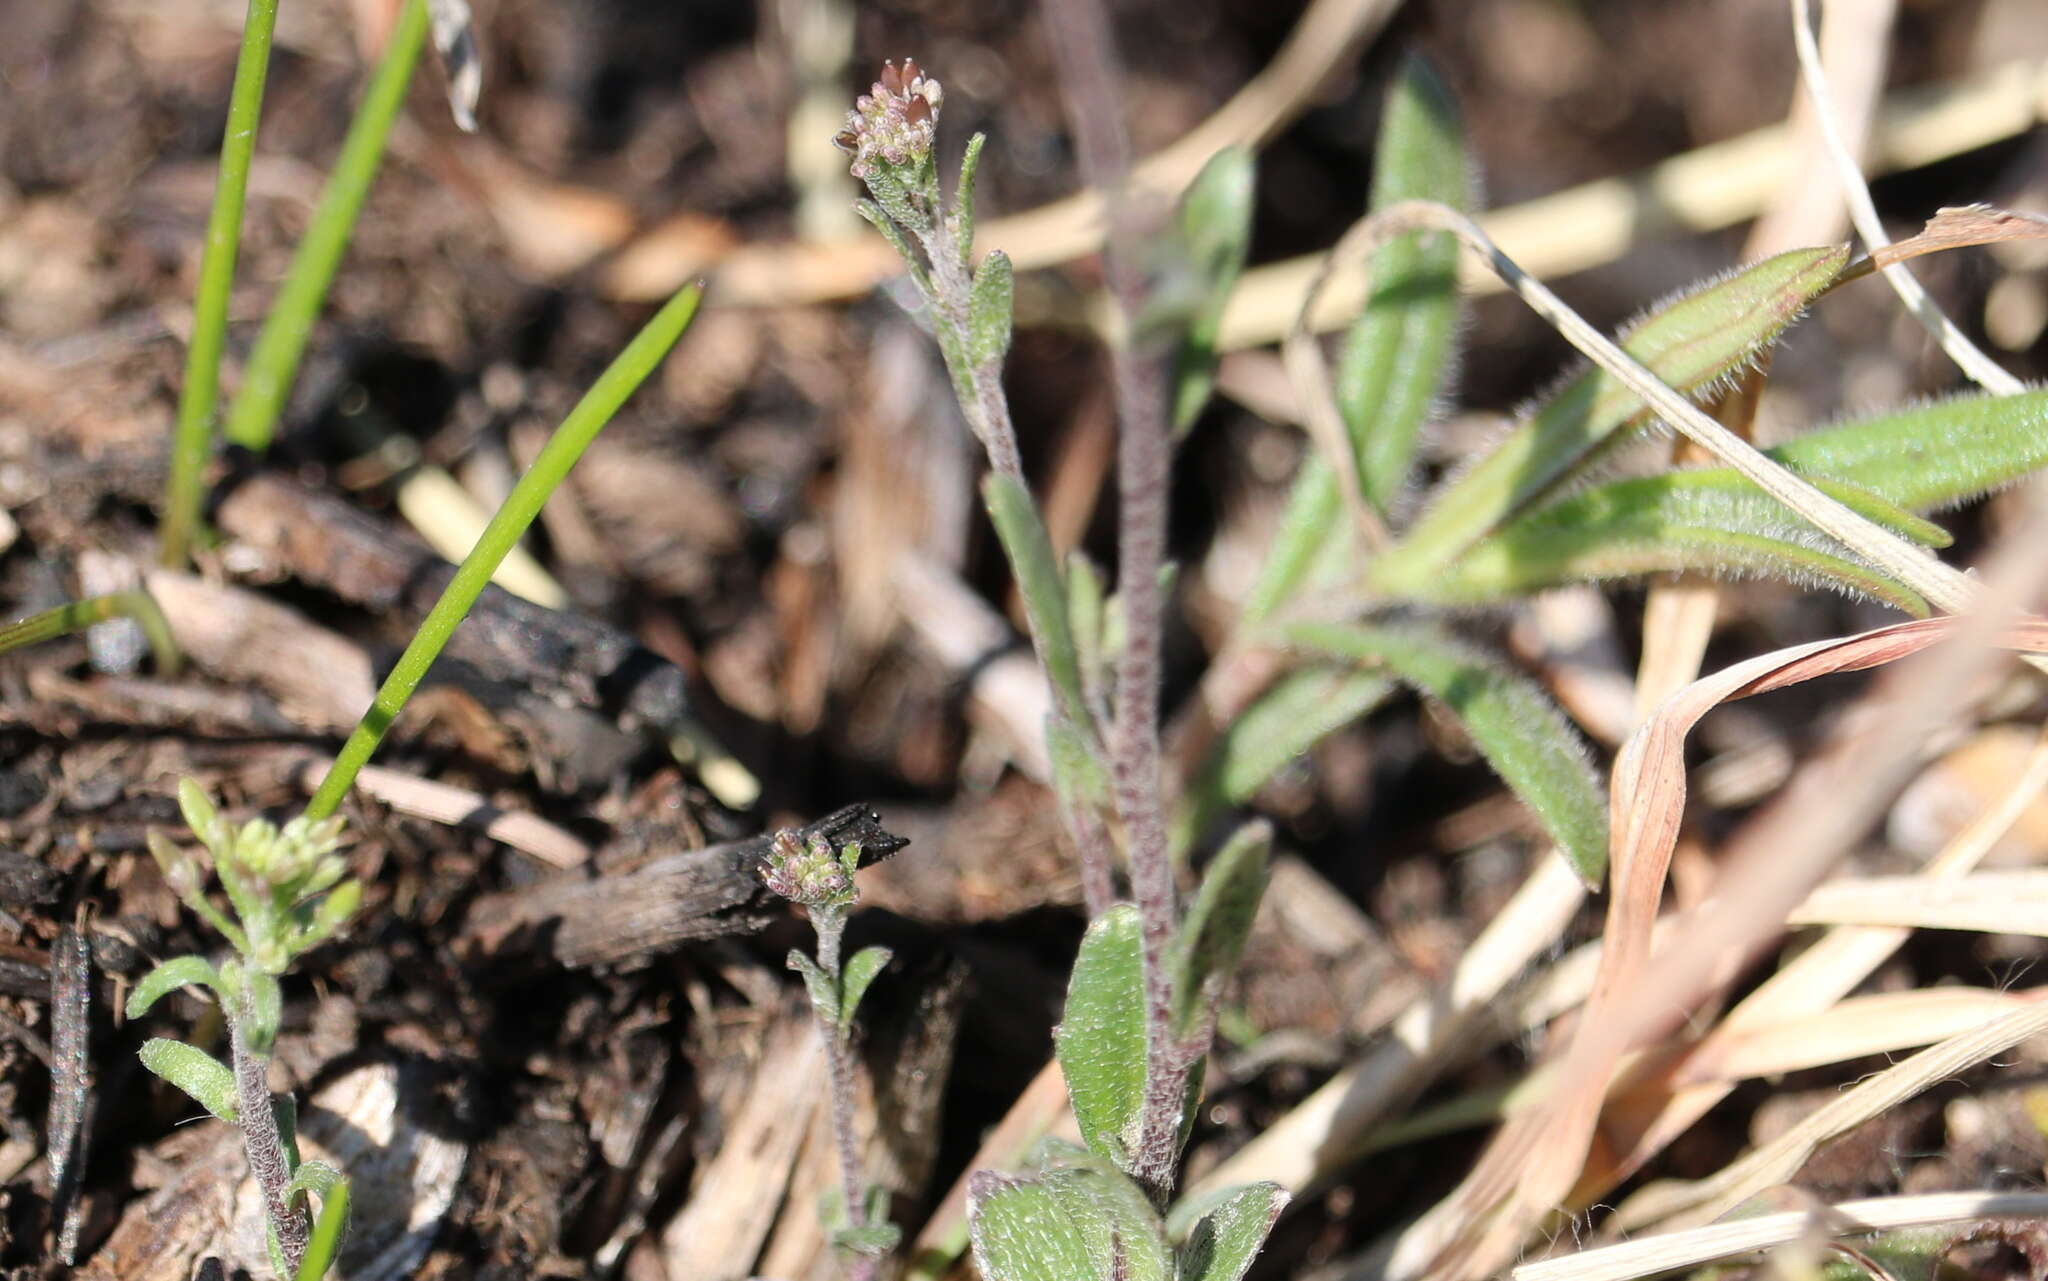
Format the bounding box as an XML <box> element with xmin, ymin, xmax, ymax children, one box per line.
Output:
<box><xmin>1766</xmin><ymin>388</ymin><xmax>2048</xmax><ymax>511</ymax></box>
<box><xmin>0</xmin><ymin>590</ymin><xmax>180</xmax><ymax>675</ymax></box>
<box><xmin>292</xmin><ymin>1172</ymin><xmax>352</xmax><ymax>1278</ymax></box>
<box><xmin>225</xmin><ymin>0</ymin><xmax>431</xmax><ymax>452</ymax></box>
<box><xmin>1290</xmin><ymin>621</ymin><xmax>1609</xmax><ymax>884</ymax></box>
<box><xmin>304</xmin><ymin>282</ymin><xmax>704</xmax><ymax>819</ymax></box>
<box><xmin>160</xmin><ymin>0</ymin><xmax>282</xmax><ymax>569</ymax></box>
<box><xmin>1376</xmin><ymin>244</ymin><xmax>1850</xmax><ymax>593</ymax></box>
<box><xmin>1336</xmin><ymin>55</ymin><xmax>1468</xmax><ymax>511</ymax></box>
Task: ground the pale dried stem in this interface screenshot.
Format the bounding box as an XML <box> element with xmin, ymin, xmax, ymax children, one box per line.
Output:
<box><xmin>1289</xmin><ymin>200</ymin><xmax>1976</xmax><ymax>615</ymax></box>
<box><xmin>1511</xmin><ymin>1191</ymin><xmax>2048</xmax><ymax>1281</ymax></box>
<box><xmin>1791</xmin><ymin>0</ymin><xmax>2023</xmax><ymax>395</ymax></box>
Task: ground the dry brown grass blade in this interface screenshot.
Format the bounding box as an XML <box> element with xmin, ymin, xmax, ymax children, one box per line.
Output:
<box><xmin>1652</xmin><ymin>1002</ymin><xmax>2048</xmax><ymax>1231</ymax></box>
<box><xmin>1791</xmin><ymin>0</ymin><xmax>2023</xmax><ymax>394</ymax></box>
<box><xmin>1588</xmin><ymin>719</ymin><xmax>2048</xmax><ymax>1228</ymax></box>
<box><xmin>1633</xmin><ymin>0</ymin><xmax>1885</xmax><ymax>728</ymax></box>
<box><xmin>1700</xmin><ymin>985</ymin><xmax>2045</xmax><ymax>1082</ymax></box>
<box><xmin>1376</xmin><ymin>604</ymin><xmax>2048</xmax><ymax>1281</ymax></box>
<box><xmin>1846</xmin><ymin>203</ymin><xmax>2048</xmax><ymax>275</ymax></box>
<box><xmin>1788</xmin><ymin>870</ymin><xmax>2048</xmax><ymax>935</ymax></box>
<box><xmin>1185</xmin><ymin>852</ymin><xmax>1587</xmax><ymax>1203</ymax></box>
<box><xmin>608</xmin><ymin>0</ymin><xmax>1401</xmax><ymax>301</ymax></box>
<box><xmin>1510</xmin><ymin>1191</ymin><xmax>2048</xmax><ymax>1281</ymax></box>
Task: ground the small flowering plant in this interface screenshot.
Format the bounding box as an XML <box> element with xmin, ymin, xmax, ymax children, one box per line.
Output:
<box><xmin>127</xmin><ymin>779</ymin><xmax>359</xmax><ymax>1280</ymax></box>
<box><xmin>761</xmin><ymin>827</ymin><xmax>900</xmax><ymax>1279</ymax></box>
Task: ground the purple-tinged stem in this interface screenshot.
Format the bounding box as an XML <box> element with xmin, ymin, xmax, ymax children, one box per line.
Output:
<box><xmin>1038</xmin><ymin>0</ymin><xmax>1186</xmax><ymax>1201</ymax></box>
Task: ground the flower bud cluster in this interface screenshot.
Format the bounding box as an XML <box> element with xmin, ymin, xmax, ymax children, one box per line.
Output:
<box><xmin>834</xmin><ymin>59</ymin><xmax>943</xmax><ymax>180</ymax></box>
<box><xmin>761</xmin><ymin>828</ymin><xmax>861</xmax><ymax>908</ymax></box>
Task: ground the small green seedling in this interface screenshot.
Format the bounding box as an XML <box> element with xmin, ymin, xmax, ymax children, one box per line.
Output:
<box><xmin>129</xmin><ymin>779</ymin><xmax>360</xmax><ymax>1279</ymax></box>
<box><xmin>761</xmin><ymin>828</ymin><xmax>900</xmax><ymax>1279</ymax></box>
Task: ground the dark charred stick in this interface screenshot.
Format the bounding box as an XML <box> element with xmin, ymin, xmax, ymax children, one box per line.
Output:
<box><xmin>48</xmin><ymin>927</ymin><xmax>92</xmax><ymax>1264</ymax></box>
<box><xmin>216</xmin><ymin>472</ymin><xmax>693</xmax><ymax>739</ymax></box>
<box><xmin>461</xmin><ymin>804</ymin><xmax>908</xmax><ymax>969</ymax></box>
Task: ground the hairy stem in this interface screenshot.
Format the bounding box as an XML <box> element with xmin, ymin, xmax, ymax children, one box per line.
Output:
<box><xmin>811</xmin><ymin>905</ymin><xmax>880</xmax><ymax>1281</ymax></box>
<box><xmin>162</xmin><ymin>0</ymin><xmax>281</xmax><ymax>570</ymax></box>
<box><xmin>1040</xmin><ymin>0</ymin><xmax>1184</xmax><ymax>1199</ymax></box>
<box><xmin>231</xmin><ymin>1017</ymin><xmax>307</xmax><ymax>1275</ymax></box>
<box><xmin>919</xmin><ymin>176</ymin><xmax>1121</xmax><ymax>917</ymax></box>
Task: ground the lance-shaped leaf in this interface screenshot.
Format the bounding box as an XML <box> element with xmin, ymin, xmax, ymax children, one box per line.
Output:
<box><xmin>984</xmin><ymin>474</ymin><xmax>1092</xmax><ymax>735</ymax></box>
<box><xmin>1377</xmin><ymin>244</ymin><xmax>1851</xmax><ymax>592</ymax></box>
<box><xmin>1168</xmin><ymin>1181</ymin><xmax>1289</xmax><ymax>1281</ymax></box>
<box><xmin>1054</xmin><ymin>905</ymin><xmax>1147</xmax><ymax>1169</ymax></box>
<box><xmin>138</xmin><ymin>1038</ymin><xmax>239</xmax><ymax>1122</ymax></box>
<box><xmin>953</xmin><ymin>132</ymin><xmax>989</xmax><ymax>261</ymax></box>
<box><xmin>1765</xmin><ymin>388</ymin><xmax>2048</xmax><ymax>512</ymax></box>
<box><xmin>1172</xmin><ymin>147</ymin><xmax>1257</xmax><ymax>433</ymax></box>
<box><xmin>788</xmin><ymin>949</ymin><xmax>840</xmax><ymax>1027</ymax></box>
<box><xmin>1167</xmin><ymin>821</ymin><xmax>1272</xmax><ymax>1037</ymax></box>
<box><xmin>1173</xmin><ymin>664</ymin><xmax>1395</xmax><ymax>853</ymax></box>
<box><xmin>1291</xmin><ymin>621</ymin><xmax>1609</xmax><ymax>884</ymax></box>
<box><xmin>969</xmin><ymin>250</ymin><xmax>1016</xmax><ymax>367</ymax></box>
<box><xmin>1337</xmin><ymin>54</ymin><xmax>1469</xmax><ymax>511</ymax></box>
<box><xmin>1040</xmin><ymin>1152</ymin><xmax>1173</xmax><ymax>1281</ymax></box>
<box><xmin>1239</xmin><ymin>459</ymin><xmax>1349</xmax><ymax>628</ymax></box>
<box><xmin>967</xmin><ymin>1170</ymin><xmax>1104</xmax><ymax>1281</ymax></box>
<box><xmin>1432</xmin><ymin>471</ymin><xmax>1946</xmax><ymax>614</ymax></box>
<box><xmin>125</xmin><ymin>956</ymin><xmax>222</xmax><ymax>1018</ymax></box>
<box><xmin>838</xmin><ymin>945</ymin><xmax>893</xmax><ymax>1032</ymax></box>
<box><xmin>1067</xmin><ymin>552</ymin><xmax>1108</xmax><ymax>718</ymax></box>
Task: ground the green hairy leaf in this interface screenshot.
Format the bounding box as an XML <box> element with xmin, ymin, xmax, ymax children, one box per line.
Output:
<box><xmin>1172</xmin><ymin>146</ymin><xmax>1257</xmax><ymax>433</ymax></box>
<box><xmin>1168</xmin><ymin>1182</ymin><xmax>1289</xmax><ymax>1281</ymax></box>
<box><xmin>1378</xmin><ymin>244</ymin><xmax>1851</xmax><ymax>592</ymax></box>
<box><xmin>1054</xmin><ymin>905</ymin><xmax>1147</xmax><ymax>1170</ymax></box>
<box><xmin>983</xmin><ymin>474</ymin><xmax>1092</xmax><ymax>735</ymax></box>
<box><xmin>1767</xmin><ymin>388</ymin><xmax>2048</xmax><ymax>512</ymax></box>
<box><xmin>1168</xmin><ymin>821</ymin><xmax>1273</xmax><ymax>1038</ymax></box>
<box><xmin>1291</xmin><ymin>621</ymin><xmax>1610</xmax><ymax>884</ymax></box>
<box><xmin>968</xmin><ymin>250</ymin><xmax>1016</xmax><ymax>368</ymax></box>
<box><xmin>1174</xmin><ymin>664</ymin><xmax>1396</xmax><ymax>853</ymax></box>
<box><xmin>125</xmin><ymin>956</ymin><xmax>221</xmax><ymax>1018</ymax></box>
<box><xmin>953</xmin><ymin>132</ymin><xmax>988</xmax><ymax>259</ymax></box>
<box><xmin>138</xmin><ymin>1038</ymin><xmax>240</xmax><ymax>1123</ymax></box>
<box><xmin>833</xmin><ymin>1221</ymin><xmax>904</xmax><ymax>1257</ymax></box>
<box><xmin>241</xmin><ymin>966</ymin><xmax>284</xmax><ymax>1057</ymax></box>
<box><xmin>788</xmin><ymin>949</ymin><xmax>840</xmax><ymax>1026</ymax></box>
<box><xmin>1239</xmin><ymin>459</ymin><xmax>1349</xmax><ymax>627</ymax></box>
<box><xmin>838</xmin><ymin>945</ymin><xmax>893</xmax><ymax>1032</ymax></box>
<box><xmin>1066</xmin><ymin>552</ymin><xmax>1108</xmax><ymax>717</ymax></box>
<box><xmin>967</xmin><ymin>1171</ymin><xmax>1106</xmax><ymax>1281</ymax></box>
<box><xmin>1048</xmin><ymin>713</ymin><xmax>1113</xmax><ymax>810</ymax></box>
<box><xmin>1337</xmin><ymin>54</ymin><xmax>1469</xmax><ymax>511</ymax></box>
<box><xmin>1040</xmin><ymin>1156</ymin><xmax>1173</xmax><ymax>1281</ymax></box>
<box><xmin>1433</xmin><ymin>470</ymin><xmax>1944</xmax><ymax>614</ymax></box>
